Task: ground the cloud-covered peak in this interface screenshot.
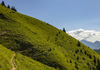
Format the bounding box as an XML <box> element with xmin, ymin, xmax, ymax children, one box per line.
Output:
<box><xmin>67</xmin><ymin>29</ymin><xmax>100</xmax><ymax>42</ymax></box>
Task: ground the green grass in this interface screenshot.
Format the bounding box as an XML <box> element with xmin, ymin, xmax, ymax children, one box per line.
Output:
<box><xmin>0</xmin><ymin>4</ymin><xmax>100</xmax><ymax>70</ymax></box>
<box><xmin>0</xmin><ymin>44</ymin><xmax>57</xmax><ymax>70</ymax></box>
<box><xmin>15</xmin><ymin>53</ymin><xmax>57</xmax><ymax>70</ymax></box>
<box><xmin>0</xmin><ymin>44</ymin><xmax>14</xmax><ymax>70</ymax></box>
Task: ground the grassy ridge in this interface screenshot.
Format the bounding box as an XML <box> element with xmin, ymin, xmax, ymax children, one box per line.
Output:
<box><xmin>0</xmin><ymin>4</ymin><xmax>100</xmax><ymax>70</ymax></box>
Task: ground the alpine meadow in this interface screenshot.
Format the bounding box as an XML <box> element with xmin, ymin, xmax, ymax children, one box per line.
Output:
<box><xmin>0</xmin><ymin>2</ymin><xmax>100</xmax><ymax>70</ymax></box>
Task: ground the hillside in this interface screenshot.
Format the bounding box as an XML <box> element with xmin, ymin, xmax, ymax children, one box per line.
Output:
<box><xmin>0</xmin><ymin>4</ymin><xmax>100</xmax><ymax>70</ymax></box>
<box><xmin>0</xmin><ymin>44</ymin><xmax>14</xmax><ymax>70</ymax></box>
<box><xmin>0</xmin><ymin>44</ymin><xmax>57</xmax><ymax>70</ymax></box>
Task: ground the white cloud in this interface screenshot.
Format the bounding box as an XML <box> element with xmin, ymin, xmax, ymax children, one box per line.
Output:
<box><xmin>67</xmin><ymin>29</ymin><xmax>100</xmax><ymax>42</ymax></box>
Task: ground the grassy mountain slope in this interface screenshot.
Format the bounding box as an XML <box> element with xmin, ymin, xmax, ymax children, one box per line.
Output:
<box><xmin>0</xmin><ymin>44</ymin><xmax>57</xmax><ymax>70</ymax></box>
<box><xmin>15</xmin><ymin>53</ymin><xmax>57</xmax><ymax>70</ymax></box>
<box><xmin>0</xmin><ymin>44</ymin><xmax>14</xmax><ymax>70</ymax></box>
<box><xmin>0</xmin><ymin>4</ymin><xmax>100</xmax><ymax>70</ymax></box>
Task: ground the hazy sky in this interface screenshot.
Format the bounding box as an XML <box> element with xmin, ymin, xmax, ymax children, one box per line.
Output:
<box><xmin>1</xmin><ymin>0</ymin><xmax>100</xmax><ymax>42</ymax></box>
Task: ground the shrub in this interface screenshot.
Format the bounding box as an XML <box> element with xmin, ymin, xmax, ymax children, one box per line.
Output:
<box><xmin>59</xmin><ymin>31</ymin><xmax>60</xmax><ymax>34</ymax></box>
<box><xmin>75</xmin><ymin>65</ymin><xmax>78</xmax><ymax>70</ymax></box>
<box><xmin>80</xmin><ymin>49</ymin><xmax>82</xmax><ymax>53</ymax></box>
<box><xmin>93</xmin><ymin>56</ymin><xmax>96</xmax><ymax>65</ymax></box>
<box><xmin>89</xmin><ymin>54</ymin><xmax>92</xmax><ymax>59</ymax></box>
<box><xmin>77</xmin><ymin>56</ymin><xmax>79</xmax><ymax>60</ymax></box>
<box><xmin>85</xmin><ymin>51</ymin><xmax>87</xmax><ymax>55</ymax></box>
<box><xmin>77</xmin><ymin>41</ymin><xmax>81</xmax><ymax>47</ymax></box>
<box><xmin>97</xmin><ymin>59</ymin><xmax>100</xmax><ymax>69</ymax></box>
<box><xmin>11</xmin><ymin>6</ymin><xmax>17</xmax><ymax>12</ymax></box>
<box><xmin>70</xmin><ymin>60</ymin><xmax>72</xmax><ymax>63</ymax></box>
<box><xmin>75</xmin><ymin>50</ymin><xmax>79</xmax><ymax>54</ymax></box>
<box><xmin>0</xmin><ymin>13</ymin><xmax>8</xmax><ymax>19</ymax></box>
<box><xmin>56</xmin><ymin>34</ymin><xmax>58</xmax><ymax>36</ymax></box>
<box><xmin>87</xmin><ymin>63</ymin><xmax>89</xmax><ymax>65</ymax></box>
<box><xmin>74</xmin><ymin>62</ymin><xmax>77</xmax><ymax>65</ymax></box>
<box><xmin>48</xmin><ymin>48</ymin><xmax>52</xmax><ymax>51</ymax></box>
<box><xmin>83</xmin><ymin>57</ymin><xmax>85</xmax><ymax>60</ymax></box>
<box><xmin>55</xmin><ymin>37</ymin><xmax>58</xmax><ymax>41</ymax></box>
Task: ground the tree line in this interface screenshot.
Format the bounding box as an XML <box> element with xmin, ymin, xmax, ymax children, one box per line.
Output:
<box><xmin>1</xmin><ymin>1</ymin><xmax>17</xmax><ymax>12</ymax></box>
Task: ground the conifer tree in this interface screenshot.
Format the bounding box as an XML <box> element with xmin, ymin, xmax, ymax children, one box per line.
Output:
<box><xmin>77</xmin><ymin>41</ymin><xmax>81</xmax><ymax>47</ymax></box>
<box><xmin>63</xmin><ymin>28</ymin><xmax>66</xmax><ymax>33</ymax></box>
<box><xmin>1</xmin><ymin>1</ymin><xmax>5</xmax><ymax>6</ymax></box>
<box><xmin>7</xmin><ymin>5</ymin><xmax>10</xmax><ymax>9</ymax></box>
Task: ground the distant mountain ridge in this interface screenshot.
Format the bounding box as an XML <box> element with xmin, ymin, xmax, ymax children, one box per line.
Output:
<box><xmin>81</xmin><ymin>40</ymin><xmax>100</xmax><ymax>49</ymax></box>
<box><xmin>94</xmin><ymin>49</ymin><xmax>100</xmax><ymax>54</ymax></box>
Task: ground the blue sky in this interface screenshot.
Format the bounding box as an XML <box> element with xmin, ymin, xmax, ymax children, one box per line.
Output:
<box><xmin>1</xmin><ymin>0</ymin><xmax>100</xmax><ymax>31</ymax></box>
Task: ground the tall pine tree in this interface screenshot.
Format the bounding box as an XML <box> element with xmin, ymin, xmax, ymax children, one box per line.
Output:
<box><xmin>63</xmin><ymin>28</ymin><xmax>66</xmax><ymax>33</ymax></box>
<box><xmin>77</xmin><ymin>41</ymin><xmax>81</xmax><ymax>47</ymax></box>
<box><xmin>1</xmin><ymin>1</ymin><xmax>5</xmax><ymax>6</ymax></box>
<box><xmin>7</xmin><ymin>5</ymin><xmax>10</xmax><ymax>9</ymax></box>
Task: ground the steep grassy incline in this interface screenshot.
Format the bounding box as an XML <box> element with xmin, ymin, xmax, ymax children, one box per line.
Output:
<box><xmin>0</xmin><ymin>4</ymin><xmax>100</xmax><ymax>70</ymax></box>
<box><xmin>14</xmin><ymin>53</ymin><xmax>57</xmax><ymax>70</ymax></box>
<box><xmin>0</xmin><ymin>44</ymin><xmax>57</xmax><ymax>70</ymax></box>
<box><xmin>0</xmin><ymin>44</ymin><xmax>14</xmax><ymax>70</ymax></box>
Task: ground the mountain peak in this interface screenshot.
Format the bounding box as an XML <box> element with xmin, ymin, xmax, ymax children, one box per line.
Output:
<box><xmin>81</xmin><ymin>40</ymin><xmax>100</xmax><ymax>49</ymax></box>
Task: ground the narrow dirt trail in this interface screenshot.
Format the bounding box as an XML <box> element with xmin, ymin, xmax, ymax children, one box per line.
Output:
<box><xmin>0</xmin><ymin>31</ymin><xmax>7</xmax><ymax>35</ymax></box>
<box><xmin>11</xmin><ymin>53</ymin><xmax>17</xmax><ymax>70</ymax></box>
<box><xmin>65</xmin><ymin>37</ymin><xmax>72</xmax><ymax>43</ymax></box>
